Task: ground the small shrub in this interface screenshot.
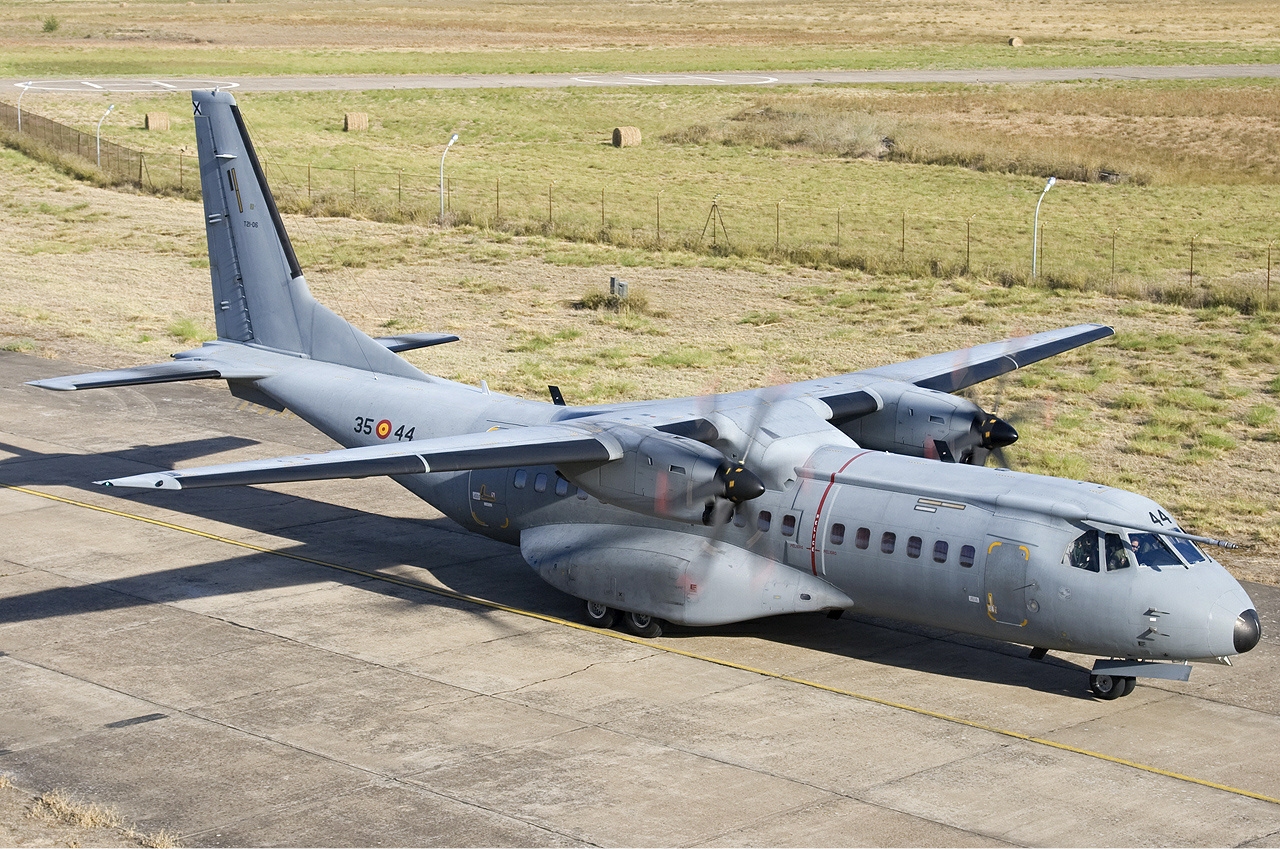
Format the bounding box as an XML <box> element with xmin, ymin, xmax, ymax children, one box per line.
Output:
<box><xmin>168</xmin><ymin>318</ymin><xmax>214</xmax><ymax>344</ymax></box>
<box><xmin>42</xmin><ymin>15</ymin><xmax>59</xmax><ymax>32</ymax></box>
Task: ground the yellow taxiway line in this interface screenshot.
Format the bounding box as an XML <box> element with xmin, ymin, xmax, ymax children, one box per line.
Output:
<box><xmin>7</xmin><ymin>482</ymin><xmax>1279</xmax><ymax>808</ymax></box>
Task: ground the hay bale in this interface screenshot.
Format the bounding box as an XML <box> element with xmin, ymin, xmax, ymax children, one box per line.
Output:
<box><xmin>612</xmin><ymin>126</ymin><xmax>641</xmax><ymax>148</ymax></box>
<box><xmin>144</xmin><ymin>112</ymin><xmax>170</xmax><ymax>131</ymax></box>
<box><xmin>1008</xmin><ymin>36</ymin><xmax>1024</xmax><ymax>47</ymax></box>
<box><xmin>344</xmin><ymin>112</ymin><xmax>368</xmax><ymax>132</ymax></box>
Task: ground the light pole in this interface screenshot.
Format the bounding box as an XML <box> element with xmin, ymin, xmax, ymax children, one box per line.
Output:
<box><xmin>1031</xmin><ymin>176</ymin><xmax>1055</xmax><ymax>278</ymax></box>
<box><xmin>439</xmin><ymin>133</ymin><xmax>458</xmax><ymax>225</ymax></box>
<box><xmin>16</xmin><ymin>82</ymin><xmax>32</xmax><ymax>134</ymax></box>
<box><xmin>96</xmin><ymin>103</ymin><xmax>115</xmax><ymax>168</ymax></box>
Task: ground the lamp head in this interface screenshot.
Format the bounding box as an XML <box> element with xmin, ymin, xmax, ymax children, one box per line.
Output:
<box><xmin>107</xmin><ymin>104</ymin><xmax>115</xmax><ymax>113</ymax></box>
<box><xmin>449</xmin><ymin>133</ymin><xmax>459</xmax><ymax>144</ymax></box>
<box><xmin>1044</xmin><ymin>176</ymin><xmax>1056</xmax><ymax>190</ymax></box>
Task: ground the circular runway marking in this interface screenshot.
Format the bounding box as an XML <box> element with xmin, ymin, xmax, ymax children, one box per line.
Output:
<box><xmin>15</xmin><ymin>79</ymin><xmax>239</xmax><ymax>93</ymax></box>
<box><xmin>9</xmin><ymin>478</ymin><xmax>1280</xmax><ymax>809</ymax></box>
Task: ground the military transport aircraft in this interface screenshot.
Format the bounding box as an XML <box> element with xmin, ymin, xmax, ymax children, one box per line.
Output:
<box><xmin>29</xmin><ymin>90</ymin><xmax>1260</xmax><ymax>700</ymax></box>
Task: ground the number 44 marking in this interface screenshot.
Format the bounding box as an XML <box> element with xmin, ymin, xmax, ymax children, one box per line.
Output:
<box><xmin>1149</xmin><ymin>509</ymin><xmax>1172</xmax><ymax>526</ymax></box>
<box><xmin>353</xmin><ymin>416</ymin><xmax>415</xmax><ymax>441</ymax></box>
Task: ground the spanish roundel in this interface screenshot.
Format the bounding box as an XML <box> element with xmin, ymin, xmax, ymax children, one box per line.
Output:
<box><xmin>376</xmin><ymin>419</ymin><xmax>392</xmax><ymax>439</ymax></box>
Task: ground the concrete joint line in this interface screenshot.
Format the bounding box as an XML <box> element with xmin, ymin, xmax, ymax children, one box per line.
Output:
<box><xmin>7</xmin><ymin>483</ymin><xmax>1280</xmax><ymax>809</ymax></box>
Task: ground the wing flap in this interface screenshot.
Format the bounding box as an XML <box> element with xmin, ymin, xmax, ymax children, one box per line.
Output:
<box><xmin>97</xmin><ymin>424</ymin><xmax>621</xmax><ymax>491</ymax></box>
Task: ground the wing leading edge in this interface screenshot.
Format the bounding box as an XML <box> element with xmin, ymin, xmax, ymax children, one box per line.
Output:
<box><xmin>857</xmin><ymin>323</ymin><xmax>1114</xmax><ymax>393</ymax></box>
<box><xmin>98</xmin><ymin>424</ymin><xmax>622</xmax><ymax>490</ymax></box>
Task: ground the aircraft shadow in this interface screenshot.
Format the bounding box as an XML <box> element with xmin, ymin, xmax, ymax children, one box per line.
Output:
<box><xmin>1</xmin><ymin>437</ymin><xmax>1090</xmax><ymax>699</ymax></box>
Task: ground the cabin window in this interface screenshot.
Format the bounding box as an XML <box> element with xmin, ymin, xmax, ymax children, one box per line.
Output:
<box><xmin>906</xmin><ymin>536</ymin><xmax>922</xmax><ymax>559</ymax></box>
<box><xmin>1168</xmin><ymin>532</ymin><xmax>1206</xmax><ymax>564</ymax></box>
<box><xmin>1129</xmin><ymin>532</ymin><xmax>1182</xmax><ymax>570</ymax></box>
<box><xmin>855</xmin><ymin>527</ymin><xmax>870</xmax><ymax>549</ymax></box>
<box><xmin>933</xmin><ymin>540</ymin><xmax>949</xmax><ymax>563</ymax></box>
<box><xmin>757</xmin><ymin>510</ymin><xmax>772</xmax><ymax>532</ymax></box>
<box><xmin>513</xmin><ymin>469</ymin><xmax>528</xmax><ymax>489</ymax></box>
<box><xmin>1103</xmin><ymin>533</ymin><xmax>1132</xmax><ymax>571</ymax></box>
<box><xmin>881</xmin><ymin>532</ymin><xmax>896</xmax><ymax>555</ymax></box>
<box><xmin>534</xmin><ymin>473</ymin><xmax>548</xmax><ymax>493</ymax></box>
<box><xmin>830</xmin><ymin>523</ymin><xmax>846</xmax><ymax>545</ymax></box>
<box><xmin>959</xmin><ymin>544</ymin><xmax>976</xmax><ymax>568</ymax></box>
<box><xmin>781</xmin><ymin>514</ymin><xmax>797</xmax><ymax>537</ymax></box>
<box><xmin>1063</xmin><ymin>530</ymin><xmax>1100</xmax><ymax>572</ymax></box>
<box><xmin>555</xmin><ymin>477</ymin><xmax>569</xmax><ymax>497</ymax></box>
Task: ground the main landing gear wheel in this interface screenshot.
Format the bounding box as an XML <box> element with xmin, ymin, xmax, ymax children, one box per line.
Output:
<box><xmin>623</xmin><ymin>611</ymin><xmax>663</xmax><ymax>638</ymax></box>
<box><xmin>1090</xmin><ymin>673</ymin><xmax>1136</xmax><ymax>700</ymax></box>
<box><xmin>584</xmin><ymin>600</ymin><xmax>616</xmax><ymax>629</ymax></box>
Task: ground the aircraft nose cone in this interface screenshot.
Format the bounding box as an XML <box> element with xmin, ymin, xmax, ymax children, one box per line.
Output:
<box><xmin>1235</xmin><ymin>608</ymin><xmax>1262</xmax><ymax>653</ymax></box>
<box><xmin>979</xmin><ymin>416</ymin><xmax>1019</xmax><ymax>449</ymax></box>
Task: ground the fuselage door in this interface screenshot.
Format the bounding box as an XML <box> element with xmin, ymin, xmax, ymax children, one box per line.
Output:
<box><xmin>468</xmin><ymin>468</ymin><xmax>510</xmax><ymax>531</ymax></box>
<box><xmin>984</xmin><ymin>537</ymin><xmax>1035</xmax><ymax>626</ymax></box>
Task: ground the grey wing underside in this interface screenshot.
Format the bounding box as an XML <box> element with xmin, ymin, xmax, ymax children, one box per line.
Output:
<box><xmin>98</xmin><ymin>424</ymin><xmax>621</xmax><ymax>490</ymax></box>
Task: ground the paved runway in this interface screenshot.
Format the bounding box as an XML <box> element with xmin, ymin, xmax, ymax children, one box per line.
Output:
<box><xmin>7</xmin><ymin>64</ymin><xmax>1280</xmax><ymax>95</ymax></box>
<box><xmin>3</xmin><ymin>349</ymin><xmax>1280</xmax><ymax>846</ymax></box>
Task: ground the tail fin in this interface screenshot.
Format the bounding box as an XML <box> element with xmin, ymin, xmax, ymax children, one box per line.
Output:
<box><xmin>192</xmin><ymin>89</ymin><xmax>425</xmax><ymax>381</ymax></box>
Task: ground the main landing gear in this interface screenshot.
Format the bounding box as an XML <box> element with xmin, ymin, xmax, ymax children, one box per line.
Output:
<box><xmin>1089</xmin><ymin>673</ymin><xmax>1137</xmax><ymax>700</ymax></box>
<box><xmin>583</xmin><ymin>601</ymin><xmax>663</xmax><ymax>638</ymax></box>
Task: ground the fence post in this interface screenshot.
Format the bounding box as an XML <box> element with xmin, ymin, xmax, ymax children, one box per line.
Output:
<box><xmin>1111</xmin><ymin>227</ymin><xmax>1119</xmax><ymax>283</ymax></box>
<box><xmin>900</xmin><ymin>211</ymin><xmax>905</xmax><ymax>257</ymax></box>
<box><xmin>655</xmin><ymin>192</ymin><xmax>661</xmax><ymax>246</ymax></box>
<box><xmin>966</xmin><ymin>213</ymin><xmax>975</xmax><ymax>274</ymax></box>
<box><xmin>548</xmin><ymin>182</ymin><xmax>553</xmax><ymax>226</ymax></box>
<box><xmin>179</xmin><ymin>152</ymin><xmax>183</xmax><ymax>190</ymax></box>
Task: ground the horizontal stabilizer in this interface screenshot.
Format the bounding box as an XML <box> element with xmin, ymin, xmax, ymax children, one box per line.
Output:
<box><xmin>374</xmin><ymin>332</ymin><xmax>460</xmax><ymax>353</ymax></box>
<box><xmin>97</xmin><ymin>424</ymin><xmax>623</xmax><ymax>490</ymax></box>
<box><xmin>27</xmin><ymin>359</ymin><xmax>274</xmax><ymax>392</ymax></box>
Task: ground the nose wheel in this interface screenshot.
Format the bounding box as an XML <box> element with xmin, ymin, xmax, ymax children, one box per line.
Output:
<box><xmin>1090</xmin><ymin>673</ymin><xmax>1137</xmax><ymax>699</ymax></box>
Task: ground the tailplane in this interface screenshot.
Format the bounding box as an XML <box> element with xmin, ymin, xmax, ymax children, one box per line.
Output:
<box><xmin>192</xmin><ymin>89</ymin><xmax>425</xmax><ymax>380</ymax></box>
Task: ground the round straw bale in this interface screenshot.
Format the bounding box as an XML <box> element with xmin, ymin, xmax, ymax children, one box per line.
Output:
<box><xmin>344</xmin><ymin>112</ymin><xmax>369</xmax><ymax>132</ymax></box>
<box><xmin>612</xmin><ymin>126</ymin><xmax>642</xmax><ymax>148</ymax></box>
<box><xmin>1008</xmin><ymin>36</ymin><xmax>1024</xmax><ymax>47</ymax></box>
<box><xmin>144</xmin><ymin>112</ymin><xmax>170</xmax><ymax>131</ymax></box>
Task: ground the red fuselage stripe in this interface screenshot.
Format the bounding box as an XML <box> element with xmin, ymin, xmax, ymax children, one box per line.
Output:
<box><xmin>809</xmin><ymin>451</ymin><xmax>870</xmax><ymax>575</ymax></box>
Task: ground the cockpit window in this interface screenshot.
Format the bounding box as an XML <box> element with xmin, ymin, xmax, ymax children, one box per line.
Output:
<box><xmin>1129</xmin><ymin>533</ymin><xmax>1182</xmax><ymax>569</ymax></box>
<box><xmin>1104</xmin><ymin>533</ymin><xmax>1132</xmax><ymax>571</ymax></box>
<box><xmin>1064</xmin><ymin>530</ymin><xmax>1100</xmax><ymax>572</ymax></box>
<box><xmin>1167</xmin><ymin>531</ymin><xmax>1207</xmax><ymax>564</ymax></box>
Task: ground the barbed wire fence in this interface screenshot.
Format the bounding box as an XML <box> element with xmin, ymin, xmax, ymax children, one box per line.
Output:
<box><xmin>1</xmin><ymin>101</ymin><xmax>1275</xmax><ymax>311</ymax></box>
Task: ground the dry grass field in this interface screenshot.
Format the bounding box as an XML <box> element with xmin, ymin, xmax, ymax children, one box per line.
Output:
<box><xmin>1</xmin><ymin>147</ymin><xmax>1276</xmax><ymax>583</ymax></box>
<box><xmin>2</xmin><ymin>0</ymin><xmax>1279</xmax><ymax>77</ymax></box>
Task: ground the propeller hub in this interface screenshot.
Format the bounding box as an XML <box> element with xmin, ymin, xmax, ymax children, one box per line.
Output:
<box><xmin>718</xmin><ymin>462</ymin><xmax>765</xmax><ymax>503</ymax></box>
<box><xmin>979</xmin><ymin>415</ymin><xmax>1018</xmax><ymax>449</ymax></box>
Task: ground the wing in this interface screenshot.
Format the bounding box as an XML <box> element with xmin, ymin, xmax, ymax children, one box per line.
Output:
<box><xmin>98</xmin><ymin>424</ymin><xmax>621</xmax><ymax>490</ymax></box>
<box><xmin>856</xmin><ymin>323</ymin><xmax>1114</xmax><ymax>393</ymax></box>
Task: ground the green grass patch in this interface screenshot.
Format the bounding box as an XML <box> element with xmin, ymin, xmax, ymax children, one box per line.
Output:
<box><xmin>167</xmin><ymin>317</ymin><xmax>214</xmax><ymax>344</ymax></box>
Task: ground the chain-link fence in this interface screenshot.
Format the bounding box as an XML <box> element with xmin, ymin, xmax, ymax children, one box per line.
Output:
<box><xmin>1</xmin><ymin>101</ymin><xmax>1276</xmax><ymax>309</ymax></box>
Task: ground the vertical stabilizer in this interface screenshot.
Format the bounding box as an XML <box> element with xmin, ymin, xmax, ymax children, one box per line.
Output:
<box><xmin>191</xmin><ymin>89</ymin><xmax>425</xmax><ymax>380</ymax></box>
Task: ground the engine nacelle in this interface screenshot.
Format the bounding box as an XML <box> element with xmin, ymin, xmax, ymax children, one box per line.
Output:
<box><xmin>521</xmin><ymin>523</ymin><xmax>854</xmax><ymax>626</ymax></box>
<box><xmin>835</xmin><ymin>383</ymin><xmax>1015</xmax><ymax>463</ymax></box>
<box><xmin>560</xmin><ymin>424</ymin><xmax>763</xmax><ymax>524</ymax></box>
